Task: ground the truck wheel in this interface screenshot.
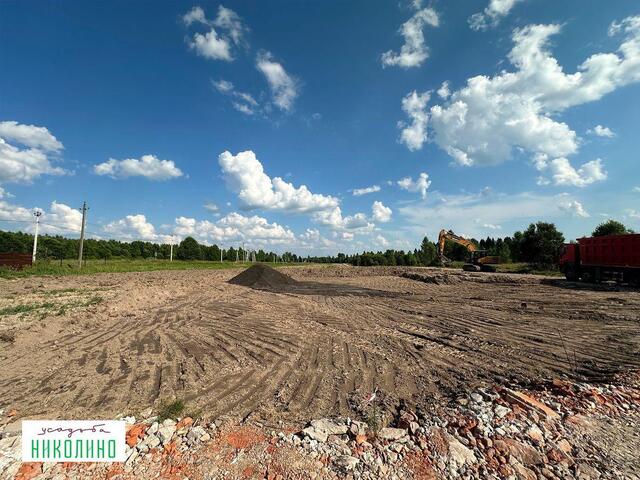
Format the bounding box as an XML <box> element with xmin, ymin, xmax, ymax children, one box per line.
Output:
<box><xmin>564</xmin><ymin>264</ymin><xmax>577</xmax><ymax>281</ymax></box>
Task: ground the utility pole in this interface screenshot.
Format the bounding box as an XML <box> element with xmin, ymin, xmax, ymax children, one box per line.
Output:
<box><xmin>32</xmin><ymin>210</ymin><xmax>42</xmax><ymax>264</ymax></box>
<box><xmin>170</xmin><ymin>243</ymin><xmax>173</xmax><ymax>262</ymax></box>
<box><xmin>220</xmin><ymin>248</ymin><xmax>223</xmax><ymax>263</ymax></box>
<box><xmin>77</xmin><ymin>201</ymin><xmax>88</xmax><ymax>268</ymax></box>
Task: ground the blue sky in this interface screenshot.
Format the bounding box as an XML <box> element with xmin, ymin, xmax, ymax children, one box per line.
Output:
<box><xmin>1</xmin><ymin>0</ymin><xmax>639</xmax><ymax>254</ymax></box>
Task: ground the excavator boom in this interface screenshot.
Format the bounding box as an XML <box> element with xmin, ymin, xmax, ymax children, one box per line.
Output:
<box><xmin>437</xmin><ymin>229</ymin><xmax>499</xmax><ymax>272</ymax></box>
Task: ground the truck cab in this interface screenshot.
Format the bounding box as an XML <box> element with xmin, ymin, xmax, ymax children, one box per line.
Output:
<box><xmin>559</xmin><ymin>243</ymin><xmax>579</xmax><ymax>280</ymax></box>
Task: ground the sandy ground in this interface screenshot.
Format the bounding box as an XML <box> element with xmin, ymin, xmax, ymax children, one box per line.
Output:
<box><xmin>1</xmin><ymin>265</ymin><xmax>639</xmax><ymax>426</ymax></box>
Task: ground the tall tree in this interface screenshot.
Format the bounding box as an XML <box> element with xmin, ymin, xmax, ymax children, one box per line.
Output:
<box><xmin>592</xmin><ymin>220</ymin><xmax>633</xmax><ymax>237</ymax></box>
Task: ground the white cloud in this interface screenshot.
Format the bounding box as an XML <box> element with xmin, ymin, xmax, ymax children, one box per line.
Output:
<box><xmin>374</xmin><ymin>235</ymin><xmax>390</xmax><ymax>247</ymax></box>
<box><xmin>0</xmin><ymin>122</ymin><xmax>67</xmax><ymax>184</ymax></box>
<box><xmin>212</xmin><ymin>79</ymin><xmax>259</xmax><ymax>115</ymax></box>
<box><xmin>398</xmin><ymin>90</ymin><xmax>430</xmax><ymax>151</ymax></box>
<box><xmin>0</xmin><ymin>121</ymin><xmax>63</xmax><ymax>152</ymax></box>
<box><xmin>103</xmin><ymin>214</ymin><xmax>157</xmax><ymax>241</ymax></box>
<box><xmin>256</xmin><ymin>51</ymin><xmax>299</xmax><ymax>111</ymax></box>
<box><xmin>536</xmin><ymin>157</ymin><xmax>607</xmax><ymax>187</ymax></box>
<box><xmin>587</xmin><ymin>125</ymin><xmax>616</xmax><ymax>138</ymax></box>
<box><xmin>558</xmin><ymin>198</ymin><xmax>590</xmax><ymax>218</ymax></box>
<box><xmin>381</xmin><ymin>6</ymin><xmax>439</xmax><ymax>68</ymax></box>
<box><xmin>0</xmin><ymin>198</ymin><xmax>81</xmax><ymax>235</ymax></box>
<box><xmin>397</xmin><ymin>172</ymin><xmax>431</xmax><ymax>198</ymax></box>
<box><xmin>352</xmin><ymin>185</ymin><xmax>381</xmax><ymax>196</ymax></box>
<box><xmin>312</xmin><ymin>207</ymin><xmax>375</xmax><ymax>233</ymax></box>
<box><xmin>437</xmin><ymin>81</ymin><xmax>450</xmax><ymax>100</ymax></box>
<box><xmin>219</xmin><ymin>150</ymin><xmax>338</xmax><ymax>213</ymax></box>
<box><xmin>483</xmin><ymin>223</ymin><xmax>502</xmax><ymax>230</ymax></box>
<box><xmin>203</xmin><ymin>202</ymin><xmax>219</xmax><ymax>213</ymax></box>
<box><xmin>173</xmin><ymin>212</ymin><xmax>295</xmax><ymax>246</ymax></box>
<box><xmin>627</xmin><ymin>209</ymin><xmax>640</xmax><ymax>220</ymax></box>
<box><xmin>212</xmin><ymin>5</ymin><xmax>247</xmax><ymax>46</ymax></box>
<box><xmin>94</xmin><ymin>154</ymin><xmax>184</xmax><ymax>181</ymax></box>
<box><xmin>469</xmin><ymin>0</ymin><xmax>524</xmax><ymax>31</ymax></box>
<box><xmin>404</xmin><ymin>17</ymin><xmax>640</xmax><ymax>178</ymax></box>
<box><xmin>183</xmin><ymin>5</ymin><xmax>246</xmax><ymax>61</ymax></box>
<box><xmin>189</xmin><ymin>29</ymin><xmax>232</xmax><ymax>61</ymax></box>
<box><xmin>633</xmin><ymin>186</ymin><xmax>640</xmax><ymax>193</ymax></box>
<box><xmin>182</xmin><ymin>6</ymin><xmax>208</xmax><ymax>26</ymax></box>
<box><xmin>371</xmin><ymin>201</ymin><xmax>392</xmax><ymax>223</ymax></box>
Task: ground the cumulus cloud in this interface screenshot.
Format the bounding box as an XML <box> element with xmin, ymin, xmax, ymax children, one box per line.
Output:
<box><xmin>219</xmin><ymin>150</ymin><xmax>338</xmax><ymax>213</ymax></box>
<box><xmin>212</xmin><ymin>79</ymin><xmax>259</xmax><ymax>115</ymax></box>
<box><xmin>352</xmin><ymin>185</ymin><xmax>381</xmax><ymax>196</ymax></box>
<box><xmin>256</xmin><ymin>51</ymin><xmax>299</xmax><ymax>111</ymax></box>
<box><xmin>397</xmin><ymin>172</ymin><xmax>431</xmax><ymax>198</ymax></box>
<box><xmin>558</xmin><ymin>198</ymin><xmax>590</xmax><ymax>218</ymax></box>
<box><xmin>398</xmin><ymin>91</ymin><xmax>430</xmax><ymax>151</ymax></box>
<box><xmin>94</xmin><ymin>154</ymin><xmax>184</xmax><ymax>180</ymax></box>
<box><xmin>371</xmin><ymin>201</ymin><xmax>392</xmax><ymax>223</ymax></box>
<box><xmin>0</xmin><ymin>197</ymin><xmax>81</xmax><ymax>235</ymax></box>
<box><xmin>183</xmin><ymin>5</ymin><xmax>246</xmax><ymax>61</ymax></box>
<box><xmin>469</xmin><ymin>0</ymin><xmax>525</xmax><ymax>31</ymax></box>
<box><xmin>0</xmin><ymin>121</ymin><xmax>67</xmax><ymax>184</ymax></box>
<box><xmin>312</xmin><ymin>207</ymin><xmax>375</xmax><ymax>233</ymax></box>
<box><xmin>103</xmin><ymin>214</ymin><xmax>158</xmax><ymax>241</ymax></box>
<box><xmin>173</xmin><ymin>212</ymin><xmax>295</xmax><ymax>245</ymax></box>
<box><xmin>381</xmin><ymin>6</ymin><xmax>439</xmax><ymax>68</ymax></box>
<box><xmin>587</xmin><ymin>125</ymin><xmax>616</xmax><ymax>138</ymax></box>
<box><xmin>535</xmin><ymin>156</ymin><xmax>607</xmax><ymax>187</ymax></box>
<box><xmin>399</xmin><ymin>16</ymin><xmax>640</xmax><ymax>182</ymax></box>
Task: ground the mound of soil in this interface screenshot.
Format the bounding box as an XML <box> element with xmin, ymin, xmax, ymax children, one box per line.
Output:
<box><xmin>228</xmin><ymin>264</ymin><xmax>299</xmax><ymax>291</ymax></box>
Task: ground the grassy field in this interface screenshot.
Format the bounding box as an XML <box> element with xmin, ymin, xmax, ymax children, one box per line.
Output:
<box><xmin>0</xmin><ymin>259</ymin><xmax>265</xmax><ymax>279</ymax></box>
<box><xmin>443</xmin><ymin>261</ymin><xmax>562</xmax><ymax>276</ymax></box>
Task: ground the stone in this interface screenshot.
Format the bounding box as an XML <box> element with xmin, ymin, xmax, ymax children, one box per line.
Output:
<box><xmin>303</xmin><ymin>426</ymin><xmax>328</xmax><ymax>443</ymax></box>
<box><xmin>502</xmin><ymin>389</ymin><xmax>560</xmax><ymax>420</ymax></box>
<box><xmin>377</xmin><ymin>428</ymin><xmax>408</xmax><ymax>441</ymax></box>
<box><xmin>157</xmin><ymin>423</ymin><xmax>176</xmax><ymax>444</ymax></box>
<box><xmin>494</xmin><ymin>405</ymin><xmax>510</xmax><ymax>419</ymax></box>
<box><xmin>511</xmin><ymin>460</ymin><xmax>537</xmax><ymax>480</ymax></box>
<box><xmin>310</xmin><ymin>419</ymin><xmax>349</xmax><ymax>436</ymax></box>
<box><xmin>334</xmin><ymin>455</ymin><xmax>359</xmax><ymax>471</ymax></box>
<box><xmin>502</xmin><ymin>438</ymin><xmax>544</xmax><ymax>466</ymax></box>
<box><xmin>526</xmin><ymin>425</ymin><xmax>544</xmax><ymax>444</ymax></box>
<box><xmin>187</xmin><ymin>426</ymin><xmax>210</xmax><ymax>443</ymax></box>
<box><xmin>446</xmin><ymin>434</ymin><xmax>477</xmax><ymax>469</ymax></box>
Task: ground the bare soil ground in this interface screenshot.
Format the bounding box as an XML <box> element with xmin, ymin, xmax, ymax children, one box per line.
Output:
<box><xmin>1</xmin><ymin>265</ymin><xmax>638</xmax><ymax>427</ymax></box>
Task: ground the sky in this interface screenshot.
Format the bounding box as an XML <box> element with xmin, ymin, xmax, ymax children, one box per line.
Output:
<box><xmin>1</xmin><ymin>0</ymin><xmax>639</xmax><ymax>255</ymax></box>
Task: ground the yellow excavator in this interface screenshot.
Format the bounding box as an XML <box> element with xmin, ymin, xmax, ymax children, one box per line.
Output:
<box><xmin>437</xmin><ymin>229</ymin><xmax>500</xmax><ymax>272</ymax></box>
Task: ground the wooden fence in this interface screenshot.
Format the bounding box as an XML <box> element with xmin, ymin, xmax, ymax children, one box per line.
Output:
<box><xmin>0</xmin><ymin>253</ymin><xmax>32</xmax><ymax>270</ymax></box>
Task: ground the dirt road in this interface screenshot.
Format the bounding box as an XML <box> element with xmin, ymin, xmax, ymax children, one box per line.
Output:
<box><xmin>1</xmin><ymin>265</ymin><xmax>639</xmax><ymax>424</ymax></box>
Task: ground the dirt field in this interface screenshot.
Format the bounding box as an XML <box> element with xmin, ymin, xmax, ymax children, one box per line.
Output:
<box><xmin>1</xmin><ymin>265</ymin><xmax>639</xmax><ymax>425</ymax></box>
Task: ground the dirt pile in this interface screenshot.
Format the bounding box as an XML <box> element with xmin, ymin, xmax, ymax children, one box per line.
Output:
<box><xmin>228</xmin><ymin>263</ymin><xmax>299</xmax><ymax>291</ymax></box>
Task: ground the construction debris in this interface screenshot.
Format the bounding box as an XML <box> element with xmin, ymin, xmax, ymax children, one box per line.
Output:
<box><xmin>1</xmin><ymin>373</ymin><xmax>638</xmax><ymax>479</ymax></box>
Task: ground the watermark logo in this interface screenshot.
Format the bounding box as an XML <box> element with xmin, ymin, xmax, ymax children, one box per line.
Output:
<box><xmin>22</xmin><ymin>420</ymin><xmax>126</xmax><ymax>462</ymax></box>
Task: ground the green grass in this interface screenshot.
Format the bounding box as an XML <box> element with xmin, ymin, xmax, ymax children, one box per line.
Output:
<box><xmin>157</xmin><ymin>399</ymin><xmax>185</xmax><ymax>421</ymax></box>
<box><xmin>0</xmin><ymin>302</ymin><xmax>57</xmax><ymax>316</ymax></box>
<box><xmin>0</xmin><ymin>259</ymin><xmax>281</xmax><ymax>279</ymax></box>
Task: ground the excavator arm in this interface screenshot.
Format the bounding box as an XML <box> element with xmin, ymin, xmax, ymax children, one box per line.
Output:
<box><xmin>437</xmin><ymin>229</ymin><xmax>477</xmax><ymax>262</ymax></box>
<box><xmin>437</xmin><ymin>229</ymin><xmax>500</xmax><ymax>271</ymax></box>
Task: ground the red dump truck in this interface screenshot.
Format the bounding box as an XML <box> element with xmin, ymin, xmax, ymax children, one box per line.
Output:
<box><xmin>559</xmin><ymin>234</ymin><xmax>640</xmax><ymax>283</ymax></box>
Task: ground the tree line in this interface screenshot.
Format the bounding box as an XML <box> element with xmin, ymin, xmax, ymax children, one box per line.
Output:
<box><xmin>308</xmin><ymin>219</ymin><xmax>634</xmax><ymax>268</ymax></box>
<box><xmin>0</xmin><ymin>231</ymin><xmax>293</xmax><ymax>263</ymax></box>
<box><xmin>0</xmin><ymin>218</ymin><xmax>632</xmax><ymax>266</ymax></box>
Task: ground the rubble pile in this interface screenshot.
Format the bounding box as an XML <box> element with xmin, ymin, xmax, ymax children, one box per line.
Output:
<box><xmin>0</xmin><ymin>373</ymin><xmax>638</xmax><ymax>479</ymax></box>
